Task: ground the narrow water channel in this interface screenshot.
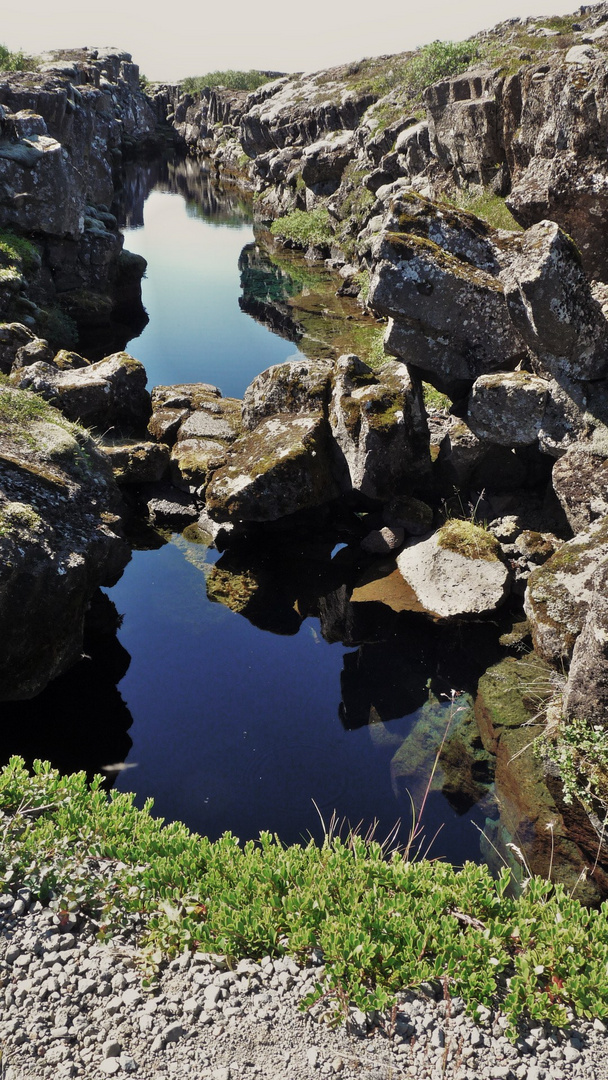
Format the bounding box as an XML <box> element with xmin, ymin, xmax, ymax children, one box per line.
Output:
<box><xmin>1</xmin><ymin>158</ymin><xmax>500</xmax><ymax>862</ymax></box>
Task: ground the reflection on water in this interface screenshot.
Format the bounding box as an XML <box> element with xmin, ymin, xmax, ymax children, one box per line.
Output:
<box><xmin>0</xmin><ymin>156</ymin><xmax>545</xmax><ymax>874</ymax></box>
<box><xmin>0</xmin><ymin>593</ymin><xmax>133</xmax><ymax>788</ymax></box>
<box><xmin>115</xmin><ymin>158</ymin><xmax>306</xmax><ymax>398</ymax></box>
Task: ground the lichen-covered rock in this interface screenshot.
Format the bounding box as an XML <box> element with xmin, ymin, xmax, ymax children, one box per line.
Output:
<box><xmin>500</xmin><ymin>220</ymin><xmax>608</xmax><ymax>382</ymax></box>
<box><xmin>424</xmin><ymin>67</ymin><xmax>507</xmax><ymax>187</ymax></box>
<box><xmin>370</xmin><ymin>200</ymin><xmax>526</xmax><ymax>394</ymax></box>
<box><xmin>11</xmin><ymin>352</ymin><xmax>151</xmax><ymax>432</ymax></box>
<box><xmin>98</xmin><ymin>439</ymin><xmax>170</xmax><ymax>484</ymax></box>
<box><xmin>205</xmin><ymin>413</ymin><xmax>341</xmax><ymax>523</ymax></box>
<box><xmin>0</xmin><ymin>322</ymin><xmax>37</xmax><ymax>374</ymax></box>
<box><xmin>525</xmin><ymin>516</ymin><xmax>608</xmax><ymax>664</ymax></box>
<box><xmin>242</xmin><ymin>358</ymin><xmax>333</xmax><ymax>431</ymax></box>
<box><xmin>300</xmin><ymin>131</ymin><xmax>356</xmax><ymax>192</ymax></box>
<box><xmin>170</xmin><ymin>438</ymin><xmax>228</xmax><ymax>494</ymax></box>
<box><xmin>328</xmin><ymin>354</ymin><xmax>429</xmax><ymax>501</ymax></box>
<box><xmin>396</xmin><ymin>519</ymin><xmax>511</xmax><ymax>618</ymax></box>
<box><xmin>552</xmin><ymin>442</ymin><xmax>608</xmax><ymax>532</ymax></box>
<box><xmin>11</xmin><ymin>338</ymin><xmax>55</xmax><ymax>371</ymax></box>
<box><xmin>467</xmin><ymin>371</ymin><xmax>550</xmax><ymax>447</ymax></box>
<box><xmin>563</xmin><ymin>563</ymin><xmax>608</xmax><ymax>726</ymax></box>
<box><xmin>0</xmin><ymin>385</ymin><xmax>129</xmax><ymax>699</ymax></box>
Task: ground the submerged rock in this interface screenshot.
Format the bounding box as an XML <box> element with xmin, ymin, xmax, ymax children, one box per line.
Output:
<box><xmin>396</xmin><ymin>520</ymin><xmax>511</xmax><ymax>619</ymax></box>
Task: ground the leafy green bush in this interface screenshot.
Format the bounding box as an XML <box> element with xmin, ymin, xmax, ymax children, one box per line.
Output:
<box><xmin>182</xmin><ymin>70</ymin><xmax>275</xmax><ymax>94</ymax></box>
<box><xmin>0</xmin><ymin>43</ymin><xmax>36</xmax><ymax>72</ymax></box>
<box><xmin>270</xmin><ymin>209</ymin><xmax>333</xmax><ymax>249</ymax></box>
<box><xmin>3</xmin><ymin>757</ymin><xmax>608</xmax><ymax>1032</ymax></box>
<box><xmin>405</xmin><ymin>39</ymin><xmax>480</xmax><ymax>94</ymax></box>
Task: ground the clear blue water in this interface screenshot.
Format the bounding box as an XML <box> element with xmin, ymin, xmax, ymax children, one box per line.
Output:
<box><xmin>122</xmin><ymin>189</ymin><xmax>305</xmax><ymax>398</ymax></box>
<box><xmin>0</xmin><ymin>168</ymin><xmax>493</xmax><ymax>862</ymax></box>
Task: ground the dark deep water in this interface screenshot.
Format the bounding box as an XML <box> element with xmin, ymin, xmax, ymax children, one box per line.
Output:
<box><xmin>0</xmin><ymin>157</ymin><xmax>500</xmax><ymax>860</ymax></box>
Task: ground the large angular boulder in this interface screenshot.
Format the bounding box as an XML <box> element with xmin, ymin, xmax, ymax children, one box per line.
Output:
<box><xmin>467</xmin><ymin>371</ymin><xmax>550</xmax><ymax>447</ymax></box>
<box><xmin>500</xmin><ymin>221</ymin><xmax>608</xmax><ymax>382</ymax></box>
<box><xmin>242</xmin><ymin>358</ymin><xmax>333</xmax><ymax>431</ymax></box>
<box><xmin>396</xmin><ymin>519</ymin><xmax>511</xmax><ymax>618</ymax></box>
<box><xmin>0</xmin><ymin>385</ymin><xmax>129</xmax><ymax>699</ymax></box>
<box><xmin>205</xmin><ymin>413</ymin><xmax>341</xmax><ymax>523</ymax></box>
<box><xmin>370</xmin><ymin>204</ymin><xmax>527</xmax><ymax>394</ymax></box>
<box><xmin>328</xmin><ymin>354</ymin><xmax>429</xmax><ymax>501</ymax></box>
<box><xmin>552</xmin><ymin>443</ymin><xmax>608</xmax><ymax>533</ymax></box>
<box><xmin>525</xmin><ymin>516</ymin><xmax>608</xmax><ymax>664</ymax></box>
<box><xmin>11</xmin><ymin>352</ymin><xmax>151</xmax><ymax>432</ymax></box>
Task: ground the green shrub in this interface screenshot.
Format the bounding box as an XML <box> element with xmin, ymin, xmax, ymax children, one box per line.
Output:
<box><xmin>444</xmin><ymin>188</ymin><xmax>523</xmax><ymax>232</ymax></box>
<box><xmin>405</xmin><ymin>39</ymin><xmax>480</xmax><ymax>94</ymax></box>
<box><xmin>3</xmin><ymin>757</ymin><xmax>608</xmax><ymax>1032</ymax></box>
<box><xmin>270</xmin><ymin>208</ymin><xmax>333</xmax><ymax>249</ymax></box>
<box><xmin>181</xmin><ymin>70</ymin><xmax>275</xmax><ymax>94</ymax></box>
<box><xmin>0</xmin><ymin>43</ymin><xmax>37</xmax><ymax>72</ymax></box>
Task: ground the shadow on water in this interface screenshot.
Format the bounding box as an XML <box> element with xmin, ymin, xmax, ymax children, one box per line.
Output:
<box><xmin>0</xmin><ymin>593</ymin><xmax>133</xmax><ymax>789</ymax></box>
<box><xmin>5</xmin><ymin>157</ymin><xmax>599</xmax><ymax>896</ymax></box>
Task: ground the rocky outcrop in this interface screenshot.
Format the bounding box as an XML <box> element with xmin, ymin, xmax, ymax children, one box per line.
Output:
<box><xmin>328</xmin><ymin>354</ymin><xmax>429</xmax><ymax>501</ymax></box>
<box><xmin>0</xmin><ymin>385</ymin><xmax>129</xmax><ymax>699</ymax></box>
<box><xmin>525</xmin><ymin>516</ymin><xmax>608</xmax><ymax>664</ymax></box>
<box><xmin>148</xmin><ymin>383</ymin><xmax>242</xmax><ymax>494</ymax></box>
<box><xmin>0</xmin><ymin>49</ymin><xmax>154</xmax><ymax>345</ymax></box>
<box><xmin>11</xmin><ymin>351</ymin><xmax>151</xmax><ymax>433</ymax></box>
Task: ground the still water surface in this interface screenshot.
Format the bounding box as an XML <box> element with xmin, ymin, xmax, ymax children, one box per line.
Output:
<box><xmin>2</xmin><ymin>162</ymin><xmax>494</xmax><ymax>862</ymax></box>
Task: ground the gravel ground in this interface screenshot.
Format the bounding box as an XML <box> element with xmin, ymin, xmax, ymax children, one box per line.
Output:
<box><xmin>1</xmin><ymin>890</ymin><xmax>607</xmax><ymax>1080</ymax></box>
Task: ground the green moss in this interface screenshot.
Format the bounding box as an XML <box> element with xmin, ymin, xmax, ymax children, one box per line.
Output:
<box><xmin>441</xmin><ymin>188</ymin><xmax>523</xmax><ymax>232</ymax></box>
<box><xmin>437</xmin><ymin>519</ymin><xmax>501</xmax><ymax>562</ymax></box>
<box><xmin>423</xmin><ymin>382</ymin><xmax>452</xmax><ymax>411</ymax></box>
<box><xmin>0</xmin><ymin>501</ymin><xmax>42</xmax><ymax>537</ymax></box>
<box><xmin>270</xmin><ymin>208</ymin><xmax>333</xmax><ymax>249</ymax></box>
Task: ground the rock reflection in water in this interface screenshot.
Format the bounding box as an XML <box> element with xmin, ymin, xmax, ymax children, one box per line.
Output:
<box><xmin>114</xmin><ymin>155</ymin><xmax>252</xmax><ymax>231</ymax></box>
<box><xmin>238</xmin><ymin>239</ymin><xmax>384</xmax><ymax>364</ymax></box>
<box><xmin>0</xmin><ymin>593</ymin><xmax>133</xmax><ymax>789</ymax></box>
<box><xmin>202</xmin><ymin>526</ymin><xmax>501</xmax><ymax>834</ymax></box>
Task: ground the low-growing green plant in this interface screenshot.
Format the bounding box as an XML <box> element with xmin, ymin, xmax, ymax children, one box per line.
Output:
<box><xmin>0</xmin><ymin>230</ymin><xmax>41</xmax><ymax>275</ymax></box>
<box><xmin>2</xmin><ymin>757</ymin><xmax>608</xmax><ymax>1032</ymax></box>
<box><xmin>405</xmin><ymin>39</ymin><xmax>480</xmax><ymax>94</ymax></box>
<box><xmin>443</xmin><ymin>187</ymin><xmax>523</xmax><ymax>232</ymax></box>
<box><xmin>270</xmin><ymin>208</ymin><xmax>333</xmax><ymax>249</ymax></box>
<box><xmin>181</xmin><ymin>70</ymin><xmax>275</xmax><ymax>94</ymax></box>
<box><xmin>539</xmin><ymin>716</ymin><xmax>608</xmax><ymax>811</ymax></box>
<box><xmin>423</xmin><ymin>381</ymin><xmax>451</xmax><ymax>411</ymax></box>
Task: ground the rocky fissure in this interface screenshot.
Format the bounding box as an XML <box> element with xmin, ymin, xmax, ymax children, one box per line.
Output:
<box><xmin>3</xmin><ymin>0</ymin><xmax>608</xmax><ymax>1037</ymax></box>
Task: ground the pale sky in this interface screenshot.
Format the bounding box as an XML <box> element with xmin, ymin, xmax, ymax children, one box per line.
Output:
<box><xmin>1</xmin><ymin>0</ymin><xmax>586</xmax><ymax>82</ymax></box>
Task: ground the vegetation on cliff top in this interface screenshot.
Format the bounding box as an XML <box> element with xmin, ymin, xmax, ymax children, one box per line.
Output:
<box><xmin>181</xmin><ymin>70</ymin><xmax>277</xmax><ymax>94</ymax></box>
<box><xmin>0</xmin><ymin>43</ymin><xmax>37</xmax><ymax>72</ymax></box>
<box><xmin>3</xmin><ymin>757</ymin><xmax>608</xmax><ymax>1034</ymax></box>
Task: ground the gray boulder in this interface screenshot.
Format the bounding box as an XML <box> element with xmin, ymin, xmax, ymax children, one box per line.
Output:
<box><xmin>396</xmin><ymin>519</ymin><xmax>511</xmax><ymax>618</ymax></box>
<box><xmin>0</xmin><ymin>386</ymin><xmax>129</xmax><ymax>699</ymax></box>
<box><xmin>370</xmin><ymin>203</ymin><xmax>526</xmax><ymax>394</ymax></box>
<box><xmin>0</xmin><ymin>323</ymin><xmax>37</xmax><ymax>374</ymax></box>
<box><xmin>552</xmin><ymin>443</ymin><xmax>608</xmax><ymax>533</ymax></box>
<box><xmin>328</xmin><ymin>354</ymin><xmax>429</xmax><ymax>501</ymax></box>
<box><xmin>205</xmin><ymin>413</ymin><xmax>340</xmax><ymax>523</ymax></box>
<box><xmin>242</xmin><ymin>358</ymin><xmax>333</xmax><ymax>431</ymax></box>
<box><xmin>12</xmin><ymin>352</ymin><xmax>151</xmax><ymax>432</ymax></box>
<box><xmin>563</xmin><ymin>563</ymin><xmax>608</xmax><ymax>726</ymax></box>
<box><xmin>500</xmin><ymin>220</ymin><xmax>608</xmax><ymax>382</ymax></box>
<box><xmin>525</xmin><ymin>516</ymin><xmax>608</xmax><ymax>664</ymax></box>
<box><xmin>467</xmin><ymin>371</ymin><xmax>550</xmax><ymax>447</ymax></box>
